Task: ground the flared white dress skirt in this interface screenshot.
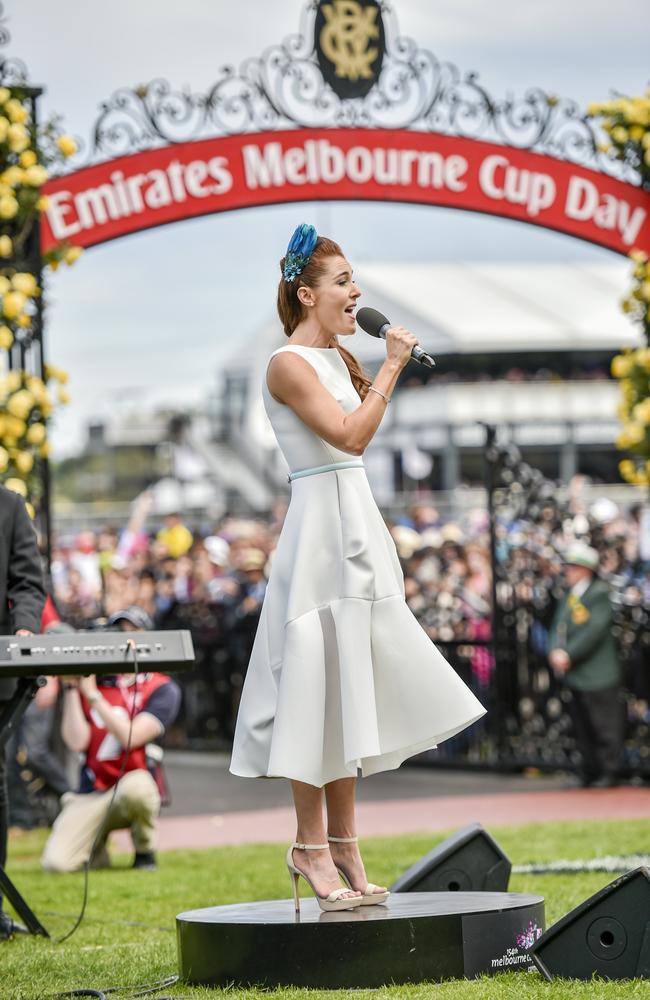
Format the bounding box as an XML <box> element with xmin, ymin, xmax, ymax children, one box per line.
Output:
<box><xmin>229</xmin><ymin>466</ymin><xmax>486</xmax><ymax>787</ymax></box>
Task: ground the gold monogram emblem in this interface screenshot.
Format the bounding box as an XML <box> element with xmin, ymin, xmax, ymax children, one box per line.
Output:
<box><xmin>320</xmin><ymin>1</ymin><xmax>379</xmax><ymax>82</ymax></box>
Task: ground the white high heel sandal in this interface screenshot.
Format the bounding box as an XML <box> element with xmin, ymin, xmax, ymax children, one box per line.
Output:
<box><xmin>286</xmin><ymin>842</ymin><xmax>363</xmax><ymax>913</ymax></box>
<box><xmin>328</xmin><ymin>835</ymin><xmax>390</xmax><ymax>906</ymax></box>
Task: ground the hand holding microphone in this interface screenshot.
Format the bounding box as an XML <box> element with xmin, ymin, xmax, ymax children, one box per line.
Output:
<box><xmin>356</xmin><ymin>307</ymin><xmax>436</xmax><ymax>369</ymax></box>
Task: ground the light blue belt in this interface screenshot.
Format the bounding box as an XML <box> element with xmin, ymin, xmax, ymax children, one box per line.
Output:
<box><xmin>287</xmin><ymin>458</ymin><xmax>364</xmax><ymax>483</ymax></box>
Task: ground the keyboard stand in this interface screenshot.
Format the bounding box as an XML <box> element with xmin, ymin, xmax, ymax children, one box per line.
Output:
<box><xmin>0</xmin><ymin>678</ymin><xmax>49</xmax><ymax>937</ymax></box>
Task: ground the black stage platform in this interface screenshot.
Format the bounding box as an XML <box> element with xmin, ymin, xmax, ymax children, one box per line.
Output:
<box><xmin>177</xmin><ymin>891</ymin><xmax>545</xmax><ymax>988</ymax></box>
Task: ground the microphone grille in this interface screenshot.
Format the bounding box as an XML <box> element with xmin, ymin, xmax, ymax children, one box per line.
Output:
<box><xmin>356</xmin><ymin>307</ymin><xmax>390</xmax><ymax>338</ymax></box>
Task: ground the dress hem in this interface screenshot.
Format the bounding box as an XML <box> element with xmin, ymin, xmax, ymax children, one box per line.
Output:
<box><xmin>229</xmin><ymin>709</ymin><xmax>486</xmax><ymax>788</ymax></box>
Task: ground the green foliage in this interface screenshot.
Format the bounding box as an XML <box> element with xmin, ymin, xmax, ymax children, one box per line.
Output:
<box><xmin>2</xmin><ymin>820</ymin><xmax>649</xmax><ymax>999</ymax></box>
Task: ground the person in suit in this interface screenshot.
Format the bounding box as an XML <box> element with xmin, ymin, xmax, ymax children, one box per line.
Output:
<box><xmin>547</xmin><ymin>541</ymin><xmax>623</xmax><ymax>788</ymax></box>
<box><xmin>0</xmin><ymin>484</ymin><xmax>46</xmax><ymax>939</ymax></box>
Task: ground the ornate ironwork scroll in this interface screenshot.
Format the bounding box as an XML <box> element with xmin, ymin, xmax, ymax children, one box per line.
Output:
<box><xmin>0</xmin><ymin>2</ymin><xmax>28</xmax><ymax>87</ymax></box>
<box><xmin>52</xmin><ymin>1</ymin><xmax>631</xmax><ymax>185</ymax></box>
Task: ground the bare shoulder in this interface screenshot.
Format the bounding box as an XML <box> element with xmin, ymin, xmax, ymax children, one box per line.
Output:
<box><xmin>266</xmin><ymin>350</ymin><xmax>319</xmax><ymax>404</ymax></box>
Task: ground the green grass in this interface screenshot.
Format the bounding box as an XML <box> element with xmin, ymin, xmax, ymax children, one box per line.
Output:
<box><xmin>2</xmin><ymin>820</ymin><xmax>649</xmax><ymax>999</ymax></box>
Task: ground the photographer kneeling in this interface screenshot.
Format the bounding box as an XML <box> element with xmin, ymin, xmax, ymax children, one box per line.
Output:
<box><xmin>41</xmin><ymin>607</ymin><xmax>180</xmax><ymax>873</ymax></box>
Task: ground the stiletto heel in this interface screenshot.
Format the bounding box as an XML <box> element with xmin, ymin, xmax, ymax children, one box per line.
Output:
<box><xmin>328</xmin><ymin>835</ymin><xmax>390</xmax><ymax>906</ymax></box>
<box><xmin>289</xmin><ymin>869</ymin><xmax>301</xmax><ymax>911</ymax></box>
<box><xmin>285</xmin><ymin>842</ymin><xmax>362</xmax><ymax>913</ymax></box>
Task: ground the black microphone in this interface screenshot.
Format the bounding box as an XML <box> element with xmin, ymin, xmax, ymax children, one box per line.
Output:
<box><xmin>355</xmin><ymin>307</ymin><xmax>436</xmax><ymax>368</ymax></box>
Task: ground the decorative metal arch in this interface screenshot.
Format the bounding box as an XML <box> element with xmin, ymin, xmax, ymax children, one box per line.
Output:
<box><xmin>53</xmin><ymin>1</ymin><xmax>638</xmax><ymax>188</ymax></box>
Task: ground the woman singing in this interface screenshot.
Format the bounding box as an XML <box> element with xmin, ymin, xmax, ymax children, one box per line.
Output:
<box><xmin>230</xmin><ymin>224</ymin><xmax>485</xmax><ymax>912</ymax></box>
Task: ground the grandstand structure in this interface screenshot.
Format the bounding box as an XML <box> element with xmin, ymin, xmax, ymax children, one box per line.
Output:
<box><xmin>214</xmin><ymin>260</ymin><xmax>638</xmax><ymax>509</ymax></box>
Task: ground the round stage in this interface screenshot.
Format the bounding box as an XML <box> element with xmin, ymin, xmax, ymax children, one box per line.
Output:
<box><xmin>177</xmin><ymin>891</ymin><xmax>545</xmax><ymax>988</ymax></box>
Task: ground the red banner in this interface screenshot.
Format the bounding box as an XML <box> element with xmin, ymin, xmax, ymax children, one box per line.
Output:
<box><xmin>40</xmin><ymin>128</ymin><xmax>650</xmax><ymax>257</ymax></box>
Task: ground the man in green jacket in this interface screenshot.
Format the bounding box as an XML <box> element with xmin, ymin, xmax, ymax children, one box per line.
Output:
<box><xmin>547</xmin><ymin>542</ymin><xmax>623</xmax><ymax>788</ymax></box>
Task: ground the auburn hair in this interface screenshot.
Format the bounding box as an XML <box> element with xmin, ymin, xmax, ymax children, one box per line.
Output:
<box><xmin>277</xmin><ymin>235</ymin><xmax>372</xmax><ymax>401</ymax></box>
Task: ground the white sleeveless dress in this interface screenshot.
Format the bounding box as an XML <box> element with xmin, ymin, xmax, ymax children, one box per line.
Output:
<box><xmin>229</xmin><ymin>344</ymin><xmax>486</xmax><ymax>787</ymax></box>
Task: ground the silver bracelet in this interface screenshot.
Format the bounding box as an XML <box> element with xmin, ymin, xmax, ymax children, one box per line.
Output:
<box><xmin>368</xmin><ymin>385</ymin><xmax>391</xmax><ymax>403</ymax></box>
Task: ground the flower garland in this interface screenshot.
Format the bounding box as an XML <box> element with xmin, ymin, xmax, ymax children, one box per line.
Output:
<box><xmin>587</xmin><ymin>90</ymin><xmax>650</xmax><ymax>487</ymax></box>
<box><xmin>0</xmin><ymin>83</ymin><xmax>82</xmax><ymax>509</ymax></box>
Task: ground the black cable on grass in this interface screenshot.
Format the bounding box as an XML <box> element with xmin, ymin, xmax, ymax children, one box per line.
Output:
<box><xmin>56</xmin><ymin>641</ymin><xmax>141</xmax><ymax>945</ymax></box>
<box><xmin>49</xmin><ymin>976</ymin><xmax>181</xmax><ymax>1000</ymax></box>
<box><xmin>54</xmin><ymin>993</ymin><xmax>107</xmax><ymax>999</ymax></box>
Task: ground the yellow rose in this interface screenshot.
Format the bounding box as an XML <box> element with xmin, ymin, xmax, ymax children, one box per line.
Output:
<box><xmin>26</xmin><ymin>376</ymin><xmax>46</xmax><ymax>399</ymax></box>
<box><xmin>25</xmin><ymin>422</ymin><xmax>45</xmax><ymax>446</ymax></box>
<box><xmin>4</xmin><ymin>477</ymin><xmax>27</xmax><ymax>497</ymax></box>
<box><xmin>63</xmin><ymin>246</ymin><xmax>82</xmax><ymax>266</ymax></box>
<box><xmin>645</xmin><ymin>148</ymin><xmax>650</xmax><ymax>168</ymax></box>
<box><xmin>0</xmin><ymin>118</ymin><xmax>8</xmax><ymax>143</ymax></box>
<box><xmin>22</xmin><ymin>164</ymin><xmax>48</xmax><ymax>187</ymax></box>
<box><xmin>57</xmin><ymin>388</ymin><xmax>71</xmax><ymax>405</ymax></box>
<box><xmin>16</xmin><ymin>313</ymin><xmax>30</xmax><ymax>329</ymax></box>
<box><xmin>1</xmin><ymin>166</ymin><xmax>23</xmax><ymax>187</ymax></box>
<box><xmin>0</xmin><ymin>235</ymin><xmax>12</xmax><ymax>257</ymax></box>
<box><xmin>4</xmin><ymin>99</ymin><xmax>28</xmax><ymax>125</ymax></box>
<box><xmin>635</xmin><ymin>469</ymin><xmax>649</xmax><ymax>486</ymax></box>
<box><xmin>621</xmin><ymin>386</ymin><xmax>635</xmax><ymax>408</ymax></box>
<box><xmin>24</xmin><ymin>501</ymin><xmax>35</xmax><ymax>520</ymax></box>
<box><xmin>623</xmin><ymin>422</ymin><xmax>646</xmax><ymax>445</ymax></box>
<box><xmin>38</xmin><ymin>441</ymin><xmax>50</xmax><ymax>458</ymax></box>
<box><xmin>0</xmin><ymin>276</ymin><xmax>11</xmax><ymax>295</ymax></box>
<box><xmin>47</xmin><ymin>258</ymin><xmax>59</xmax><ymax>272</ymax></box>
<box><xmin>611</xmin><ymin>354</ymin><xmax>630</xmax><ymax>378</ymax></box>
<box><xmin>0</xmin><ymin>88</ymin><xmax>10</xmax><ymax>105</ymax></box>
<box><xmin>633</xmin><ymin>398</ymin><xmax>650</xmax><ymax>424</ymax></box>
<box><xmin>11</xmin><ymin>272</ymin><xmax>38</xmax><ymax>296</ymax></box>
<box><xmin>629</xmin><ymin>125</ymin><xmax>645</xmax><ymax>141</ymax></box>
<box><xmin>56</xmin><ymin>134</ymin><xmax>77</xmax><ymax>158</ymax></box>
<box><xmin>643</xmin><ymin>133</ymin><xmax>650</xmax><ymax>150</ymax></box>
<box><xmin>0</xmin><ymin>325</ymin><xmax>12</xmax><ymax>350</ymax></box>
<box><xmin>14</xmin><ymin>450</ymin><xmax>33</xmax><ymax>475</ymax></box>
<box><xmin>5</xmin><ymin>415</ymin><xmax>26</xmax><ymax>438</ymax></box>
<box><xmin>3</xmin><ymin>290</ymin><xmax>27</xmax><ymax>319</ymax></box>
<box><xmin>631</xmin><ymin>249</ymin><xmax>649</xmax><ymax>263</ymax></box>
<box><xmin>5</xmin><ymin>370</ymin><xmax>21</xmax><ymax>392</ymax></box>
<box><xmin>619</xmin><ymin>459</ymin><xmax>636</xmax><ymax>482</ymax></box>
<box><xmin>7</xmin><ymin>389</ymin><xmax>34</xmax><ymax>420</ymax></box>
<box><xmin>586</xmin><ymin>102</ymin><xmax>602</xmax><ymax>116</ymax></box>
<box><xmin>612</xmin><ymin>125</ymin><xmax>628</xmax><ymax>144</ymax></box>
<box><xmin>36</xmin><ymin>195</ymin><xmax>50</xmax><ymax>213</ymax></box>
<box><xmin>7</xmin><ymin>123</ymin><xmax>29</xmax><ymax>153</ymax></box>
<box><xmin>0</xmin><ymin>195</ymin><xmax>18</xmax><ymax>220</ymax></box>
<box><xmin>0</xmin><ymin>447</ymin><xmax>8</xmax><ymax>472</ymax></box>
<box><xmin>640</xmin><ymin>281</ymin><xmax>650</xmax><ymax>303</ymax></box>
<box><xmin>19</xmin><ymin>150</ymin><xmax>37</xmax><ymax>168</ymax></box>
<box><xmin>46</xmin><ymin>366</ymin><xmax>69</xmax><ymax>385</ymax></box>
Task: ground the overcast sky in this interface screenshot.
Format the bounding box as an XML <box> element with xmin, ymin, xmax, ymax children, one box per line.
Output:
<box><xmin>7</xmin><ymin>0</ymin><xmax>649</xmax><ymax>455</ymax></box>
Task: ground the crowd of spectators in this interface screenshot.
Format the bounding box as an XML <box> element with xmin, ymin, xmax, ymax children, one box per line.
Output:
<box><xmin>48</xmin><ymin>480</ymin><xmax>649</xmax><ymax>737</ymax></box>
<box><xmin>9</xmin><ymin>476</ymin><xmax>649</xmax><ymax>832</ymax></box>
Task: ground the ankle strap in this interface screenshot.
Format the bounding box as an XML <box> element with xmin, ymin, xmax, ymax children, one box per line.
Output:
<box><xmin>328</xmin><ymin>835</ymin><xmax>358</xmax><ymax>843</ymax></box>
<box><xmin>293</xmin><ymin>842</ymin><xmax>329</xmax><ymax>850</ymax></box>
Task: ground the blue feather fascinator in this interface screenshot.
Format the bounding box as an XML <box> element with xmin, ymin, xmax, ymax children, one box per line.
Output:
<box><xmin>283</xmin><ymin>223</ymin><xmax>318</xmax><ymax>282</ymax></box>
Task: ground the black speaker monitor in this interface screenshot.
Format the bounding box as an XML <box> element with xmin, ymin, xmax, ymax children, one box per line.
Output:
<box><xmin>531</xmin><ymin>866</ymin><xmax>650</xmax><ymax>981</ymax></box>
<box><xmin>390</xmin><ymin>823</ymin><xmax>511</xmax><ymax>893</ymax></box>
